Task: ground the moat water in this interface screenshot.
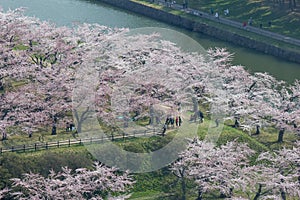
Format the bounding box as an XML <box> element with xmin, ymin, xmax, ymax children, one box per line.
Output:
<box><xmin>1</xmin><ymin>0</ymin><xmax>299</xmax><ymax>82</ymax></box>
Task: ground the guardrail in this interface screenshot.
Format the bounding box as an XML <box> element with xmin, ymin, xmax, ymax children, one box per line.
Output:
<box><xmin>0</xmin><ymin>128</ymin><xmax>161</xmax><ymax>154</ymax></box>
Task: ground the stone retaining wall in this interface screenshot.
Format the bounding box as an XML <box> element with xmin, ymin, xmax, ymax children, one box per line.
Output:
<box><xmin>99</xmin><ymin>0</ymin><xmax>300</xmax><ymax>64</ymax></box>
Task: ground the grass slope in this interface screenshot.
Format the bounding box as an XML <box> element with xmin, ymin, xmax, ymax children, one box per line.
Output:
<box><xmin>176</xmin><ymin>0</ymin><xmax>300</xmax><ymax>39</ymax></box>
<box><xmin>133</xmin><ymin>0</ymin><xmax>300</xmax><ymax>53</ymax></box>
<box><xmin>1</xmin><ymin>118</ymin><xmax>298</xmax><ymax>199</ymax></box>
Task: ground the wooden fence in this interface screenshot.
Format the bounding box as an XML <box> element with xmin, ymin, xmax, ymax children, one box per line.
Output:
<box><xmin>0</xmin><ymin>128</ymin><xmax>161</xmax><ymax>154</ymax></box>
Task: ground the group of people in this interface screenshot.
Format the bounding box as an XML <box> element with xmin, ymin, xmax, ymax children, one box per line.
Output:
<box><xmin>65</xmin><ymin>122</ymin><xmax>76</xmax><ymax>132</ymax></box>
<box><xmin>210</xmin><ymin>8</ymin><xmax>230</xmax><ymax>19</ymax></box>
<box><xmin>162</xmin><ymin>115</ymin><xmax>182</xmax><ymax>136</ymax></box>
<box><xmin>210</xmin><ymin>7</ymin><xmax>269</xmax><ymax>29</ymax></box>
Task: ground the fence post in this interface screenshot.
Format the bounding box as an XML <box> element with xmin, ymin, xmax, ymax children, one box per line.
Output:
<box><xmin>46</xmin><ymin>142</ymin><xmax>48</xmax><ymax>150</ymax></box>
<box><xmin>57</xmin><ymin>141</ymin><xmax>60</xmax><ymax>148</ymax></box>
<box><xmin>11</xmin><ymin>146</ymin><xmax>14</xmax><ymax>152</ymax></box>
<box><xmin>68</xmin><ymin>139</ymin><xmax>70</xmax><ymax>147</ymax></box>
<box><xmin>79</xmin><ymin>138</ymin><xmax>82</xmax><ymax>145</ymax></box>
<box><xmin>90</xmin><ymin>137</ymin><xmax>93</xmax><ymax>144</ymax></box>
<box><xmin>35</xmin><ymin>143</ymin><xmax>37</xmax><ymax>151</ymax></box>
<box><xmin>0</xmin><ymin>148</ymin><xmax>2</xmax><ymax>154</ymax></box>
<box><xmin>23</xmin><ymin>144</ymin><xmax>26</xmax><ymax>152</ymax></box>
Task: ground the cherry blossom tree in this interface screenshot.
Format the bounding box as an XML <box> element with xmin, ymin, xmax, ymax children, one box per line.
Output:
<box><xmin>1</xmin><ymin>7</ymin><xmax>298</xmax><ymax>141</ymax></box>
<box><xmin>0</xmin><ymin>187</ymin><xmax>9</xmax><ymax>199</ymax></box>
<box><xmin>0</xmin><ymin>6</ymin><xmax>299</xmax><ymax>200</ymax></box>
<box><xmin>235</xmin><ymin>142</ymin><xmax>300</xmax><ymax>200</ymax></box>
<box><xmin>0</xmin><ymin>162</ymin><xmax>134</xmax><ymax>200</ymax></box>
<box><xmin>0</xmin><ymin>9</ymin><xmax>123</xmax><ymax>134</ymax></box>
<box><xmin>171</xmin><ymin>139</ymin><xmax>300</xmax><ymax>200</ymax></box>
<box><xmin>255</xmin><ymin>142</ymin><xmax>300</xmax><ymax>200</ymax></box>
<box><xmin>208</xmin><ymin>52</ymin><xmax>299</xmax><ymax>141</ymax></box>
<box><xmin>170</xmin><ymin>138</ymin><xmax>255</xmax><ymax>200</ymax></box>
<box><xmin>0</xmin><ymin>8</ymin><xmax>81</xmax><ymax>134</ymax></box>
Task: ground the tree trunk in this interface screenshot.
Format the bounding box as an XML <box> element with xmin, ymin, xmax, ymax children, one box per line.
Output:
<box><xmin>289</xmin><ymin>0</ymin><xmax>292</xmax><ymax>7</ymax></box>
<box><xmin>277</xmin><ymin>128</ymin><xmax>285</xmax><ymax>143</ymax></box>
<box><xmin>196</xmin><ymin>189</ymin><xmax>203</xmax><ymax>200</ymax></box>
<box><xmin>192</xmin><ymin>97</ymin><xmax>198</xmax><ymax>114</ymax></box>
<box><xmin>220</xmin><ymin>187</ymin><xmax>233</xmax><ymax>198</ymax></box>
<box><xmin>77</xmin><ymin>122</ymin><xmax>82</xmax><ymax>133</ymax></box>
<box><xmin>181</xmin><ymin>177</ymin><xmax>186</xmax><ymax>200</ymax></box>
<box><xmin>281</xmin><ymin>189</ymin><xmax>286</xmax><ymax>200</ymax></box>
<box><xmin>298</xmin><ymin>168</ymin><xmax>300</xmax><ymax>185</ymax></box>
<box><xmin>253</xmin><ymin>184</ymin><xmax>262</xmax><ymax>200</ymax></box>
<box><xmin>280</xmin><ymin>177</ymin><xmax>287</xmax><ymax>200</ymax></box>
<box><xmin>51</xmin><ymin>125</ymin><xmax>56</xmax><ymax>135</ymax></box>
<box><xmin>234</xmin><ymin>119</ymin><xmax>240</xmax><ymax>128</ymax></box>
<box><xmin>254</xmin><ymin>125</ymin><xmax>260</xmax><ymax>135</ymax></box>
<box><xmin>149</xmin><ymin>105</ymin><xmax>154</xmax><ymax>125</ymax></box>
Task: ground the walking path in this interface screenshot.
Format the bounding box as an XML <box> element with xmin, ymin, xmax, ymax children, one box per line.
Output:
<box><xmin>152</xmin><ymin>0</ymin><xmax>300</xmax><ymax>47</ymax></box>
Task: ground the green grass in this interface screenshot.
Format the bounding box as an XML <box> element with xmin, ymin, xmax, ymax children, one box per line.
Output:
<box><xmin>177</xmin><ymin>0</ymin><xmax>300</xmax><ymax>39</ymax></box>
<box><xmin>182</xmin><ymin>11</ymin><xmax>300</xmax><ymax>53</ymax></box>
<box><xmin>1</xmin><ymin>120</ymin><xmax>298</xmax><ymax>198</ymax></box>
<box><xmin>130</xmin><ymin>191</ymin><xmax>170</xmax><ymax>200</ymax></box>
<box><xmin>132</xmin><ymin>0</ymin><xmax>300</xmax><ymax>53</ymax></box>
<box><xmin>0</xmin><ymin>127</ymin><xmax>77</xmax><ymax>149</ymax></box>
<box><xmin>196</xmin><ymin>119</ymin><xmax>269</xmax><ymax>152</ymax></box>
<box><xmin>252</xmin><ymin>126</ymin><xmax>298</xmax><ymax>150</ymax></box>
<box><xmin>1</xmin><ymin>114</ymin><xmax>298</xmax><ymax>199</ymax></box>
<box><xmin>0</xmin><ymin>146</ymin><xmax>94</xmax><ymax>188</ymax></box>
<box><xmin>2</xmin><ymin>116</ymin><xmax>293</xmax><ymax>153</ymax></box>
<box><xmin>13</xmin><ymin>44</ymin><xmax>29</xmax><ymax>50</ymax></box>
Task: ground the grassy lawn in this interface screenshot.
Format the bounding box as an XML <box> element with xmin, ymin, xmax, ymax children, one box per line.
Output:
<box><xmin>130</xmin><ymin>191</ymin><xmax>171</xmax><ymax>200</ymax></box>
<box><xmin>2</xmin><ymin>117</ymin><xmax>295</xmax><ymax>152</ymax></box>
<box><xmin>175</xmin><ymin>0</ymin><xmax>300</xmax><ymax>39</ymax></box>
<box><xmin>132</xmin><ymin>0</ymin><xmax>300</xmax><ymax>54</ymax></box>
<box><xmin>0</xmin><ymin>98</ymin><xmax>297</xmax><ymax>199</ymax></box>
<box><xmin>1</xmin><ymin>118</ymin><xmax>298</xmax><ymax>198</ymax></box>
<box><xmin>0</xmin><ymin>127</ymin><xmax>77</xmax><ymax>149</ymax></box>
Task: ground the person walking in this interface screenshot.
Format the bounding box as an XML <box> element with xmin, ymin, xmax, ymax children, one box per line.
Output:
<box><xmin>215</xmin><ymin>12</ymin><xmax>219</xmax><ymax>19</ymax></box>
<box><xmin>179</xmin><ymin>116</ymin><xmax>182</xmax><ymax>126</ymax></box>
<box><xmin>224</xmin><ymin>8</ymin><xmax>229</xmax><ymax>16</ymax></box>
<box><xmin>198</xmin><ymin>110</ymin><xmax>204</xmax><ymax>123</ymax></box>
<box><xmin>162</xmin><ymin>124</ymin><xmax>167</xmax><ymax>136</ymax></box>
<box><xmin>28</xmin><ymin>129</ymin><xmax>32</xmax><ymax>138</ymax></box>
<box><xmin>215</xmin><ymin>118</ymin><xmax>219</xmax><ymax>127</ymax></box>
<box><xmin>170</xmin><ymin>116</ymin><xmax>175</xmax><ymax>128</ymax></box>
<box><xmin>66</xmin><ymin>122</ymin><xmax>70</xmax><ymax>132</ymax></box>
<box><xmin>248</xmin><ymin>17</ymin><xmax>253</xmax><ymax>26</ymax></box>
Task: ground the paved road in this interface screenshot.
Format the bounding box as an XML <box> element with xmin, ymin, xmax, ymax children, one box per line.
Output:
<box><xmin>152</xmin><ymin>0</ymin><xmax>300</xmax><ymax>47</ymax></box>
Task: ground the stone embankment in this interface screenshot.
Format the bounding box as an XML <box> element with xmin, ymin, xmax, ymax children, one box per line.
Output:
<box><xmin>99</xmin><ymin>0</ymin><xmax>300</xmax><ymax>64</ymax></box>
